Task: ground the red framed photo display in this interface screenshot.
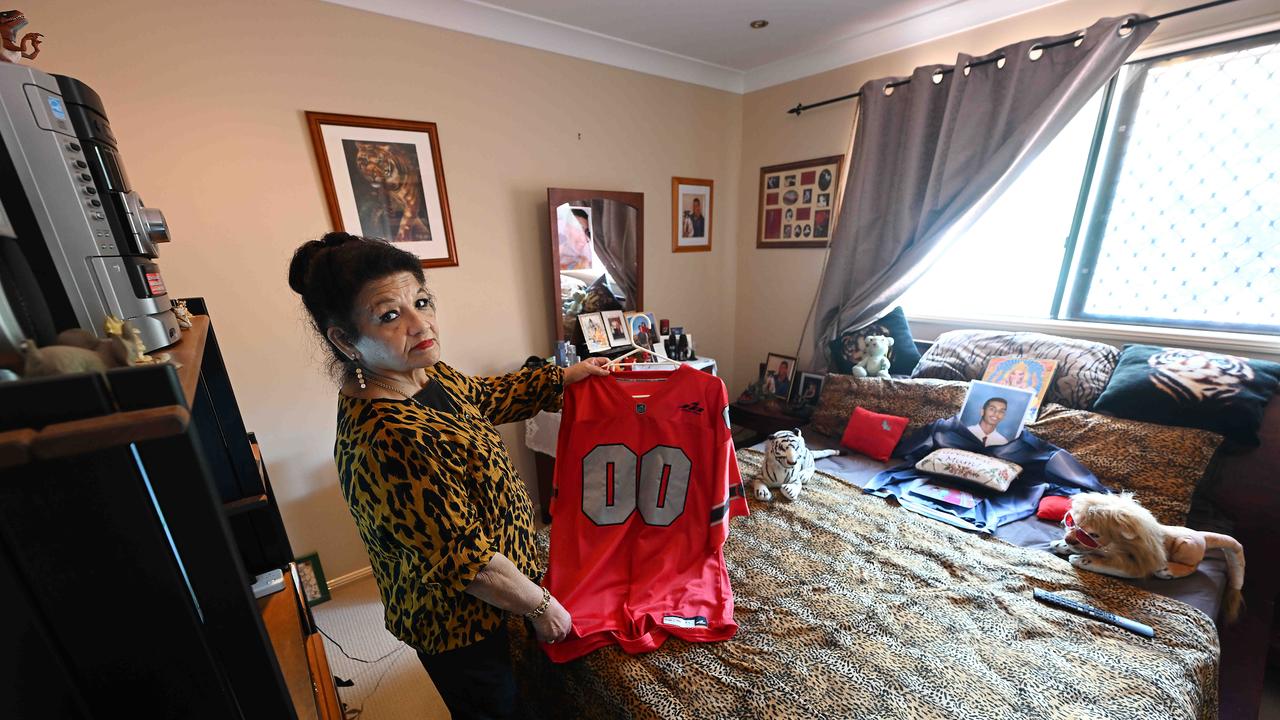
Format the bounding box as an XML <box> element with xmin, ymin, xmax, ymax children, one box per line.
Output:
<box><xmin>756</xmin><ymin>155</ymin><xmax>842</xmax><ymax>249</ymax></box>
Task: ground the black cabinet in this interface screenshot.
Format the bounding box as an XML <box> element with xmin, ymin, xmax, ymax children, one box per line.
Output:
<box><xmin>0</xmin><ymin>300</ymin><xmax>332</xmax><ymax>719</ymax></box>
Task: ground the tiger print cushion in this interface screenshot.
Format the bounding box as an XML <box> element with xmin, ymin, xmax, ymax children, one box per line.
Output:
<box><xmin>810</xmin><ymin>375</ymin><xmax>969</xmax><ymax>439</ymax></box>
<box><xmin>1093</xmin><ymin>344</ymin><xmax>1280</xmax><ymax>447</ymax></box>
<box><xmin>911</xmin><ymin>330</ymin><xmax>1119</xmax><ymax>409</ymax></box>
<box><xmin>1027</xmin><ymin>403</ymin><xmax>1222</xmax><ymax>526</ymax></box>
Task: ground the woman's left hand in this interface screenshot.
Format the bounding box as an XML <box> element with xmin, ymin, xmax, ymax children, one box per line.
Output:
<box><xmin>564</xmin><ymin>357</ymin><xmax>611</xmax><ymax>385</ymax></box>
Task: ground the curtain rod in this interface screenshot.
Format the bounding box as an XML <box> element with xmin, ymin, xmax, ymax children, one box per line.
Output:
<box><xmin>786</xmin><ymin>0</ymin><xmax>1240</xmax><ymax>116</ymax></box>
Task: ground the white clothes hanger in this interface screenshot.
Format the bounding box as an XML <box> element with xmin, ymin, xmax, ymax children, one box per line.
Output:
<box><xmin>604</xmin><ymin>343</ymin><xmax>678</xmax><ymax>398</ymax></box>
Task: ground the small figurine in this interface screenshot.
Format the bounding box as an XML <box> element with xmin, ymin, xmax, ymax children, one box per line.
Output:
<box><xmin>126</xmin><ymin>325</ymin><xmax>167</xmax><ymax>364</ymax></box>
<box><xmin>102</xmin><ymin>314</ymin><xmax>125</xmax><ymax>339</ymax></box>
<box><xmin>0</xmin><ymin>10</ymin><xmax>43</xmax><ymax>64</ymax></box>
<box><xmin>171</xmin><ymin>300</ymin><xmax>193</xmax><ymax>329</ymax></box>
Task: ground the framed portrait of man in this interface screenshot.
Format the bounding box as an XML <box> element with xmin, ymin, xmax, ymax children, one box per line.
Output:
<box><xmin>672</xmin><ymin>177</ymin><xmax>713</xmax><ymax>253</ymax></box>
<box><xmin>306</xmin><ymin>111</ymin><xmax>458</xmax><ymax>268</ymax></box>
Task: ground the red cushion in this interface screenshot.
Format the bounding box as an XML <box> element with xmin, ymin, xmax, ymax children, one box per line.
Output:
<box><xmin>841</xmin><ymin>406</ymin><xmax>909</xmax><ymax>462</ymax></box>
<box><xmin>1037</xmin><ymin>495</ymin><xmax>1072</xmax><ymax>522</ymax></box>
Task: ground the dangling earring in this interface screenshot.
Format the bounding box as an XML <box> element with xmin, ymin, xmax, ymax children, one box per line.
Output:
<box><xmin>353</xmin><ymin>360</ymin><xmax>366</xmax><ymax>389</ymax></box>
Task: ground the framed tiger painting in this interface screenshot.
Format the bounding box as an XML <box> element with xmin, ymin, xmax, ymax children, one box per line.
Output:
<box><xmin>305</xmin><ymin>111</ymin><xmax>459</xmax><ymax>268</ymax></box>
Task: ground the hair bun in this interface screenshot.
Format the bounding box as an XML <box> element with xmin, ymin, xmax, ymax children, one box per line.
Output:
<box><xmin>288</xmin><ymin>239</ymin><xmax>327</xmax><ymax>295</ymax></box>
<box><xmin>322</xmin><ymin>231</ymin><xmax>357</xmax><ymax>248</ymax></box>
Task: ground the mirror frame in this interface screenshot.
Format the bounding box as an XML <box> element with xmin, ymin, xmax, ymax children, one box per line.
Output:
<box><xmin>546</xmin><ymin>188</ymin><xmax>645</xmax><ymax>343</ymax></box>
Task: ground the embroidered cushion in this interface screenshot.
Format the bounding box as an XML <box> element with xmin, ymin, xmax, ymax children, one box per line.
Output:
<box><xmin>828</xmin><ymin>307</ymin><xmax>922</xmax><ymax>377</ymax></box>
<box><xmin>911</xmin><ymin>330</ymin><xmax>1119</xmax><ymax>410</ymax></box>
<box><xmin>1092</xmin><ymin>344</ymin><xmax>1280</xmax><ymax>447</ymax></box>
<box><xmin>840</xmin><ymin>407</ymin><xmax>910</xmax><ymax>462</ymax></box>
<box><xmin>915</xmin><ymin>448</ymin><xmax>1023</xmax><ymax>492</ymax></box>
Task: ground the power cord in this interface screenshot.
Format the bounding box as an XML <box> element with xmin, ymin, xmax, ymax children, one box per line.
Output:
<box><xmin>318</xmin><ymin>625</ymin><xmax>403</xmax><ymax>664</ymax></box>
<box><xmin>317</xmin><ymin>624</ymin><xmax>410</xmax><ymax>720</ymax></box>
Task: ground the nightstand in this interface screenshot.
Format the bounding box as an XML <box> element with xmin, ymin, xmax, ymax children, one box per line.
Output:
<box><xmin>729</xmin><ymin>399</ymin><xmax>811</xmax><ymax>447</ymax></box>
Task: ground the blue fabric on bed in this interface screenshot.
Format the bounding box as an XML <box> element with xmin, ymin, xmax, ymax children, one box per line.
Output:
<box><xmin>865</xmin><ymin>416</ymin><xmax>1110</xmax><ymax>533</ymax></box>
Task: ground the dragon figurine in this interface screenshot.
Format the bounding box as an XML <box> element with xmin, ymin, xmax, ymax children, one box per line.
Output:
<box><xmin>1</xmin><ymin>10</ymin><xmax>42</xmax><ymax>64</ymax></box>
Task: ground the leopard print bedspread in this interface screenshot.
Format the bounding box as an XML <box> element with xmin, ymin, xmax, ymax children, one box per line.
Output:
<box><xmin>510</xmin><ymin>449</ymin><xmax>1218</xmax><ymax>720</ymax></box>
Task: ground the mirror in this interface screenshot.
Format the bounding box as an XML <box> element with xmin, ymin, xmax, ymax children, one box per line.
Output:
<box><xmin>547</xmin><ymin>188</ymin><xmax>644</xmax><ymax>351</ymax></box>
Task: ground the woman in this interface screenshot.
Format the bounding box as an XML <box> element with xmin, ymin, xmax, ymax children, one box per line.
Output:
<box><xmin>289</xmin><ymin>232</ymin><xmax>609</xmax><ymax>718</ymax></box>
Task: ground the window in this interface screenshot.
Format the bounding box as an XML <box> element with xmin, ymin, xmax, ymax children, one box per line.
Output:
<box><xmin>901</xmin><ymin>30</ymin><xmax>1280</xmax><ymax>335</ymax></box>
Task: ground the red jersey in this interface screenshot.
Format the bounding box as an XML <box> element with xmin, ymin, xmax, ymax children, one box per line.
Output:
<box><xmin>543</xmin><ymin>365</ymin><xmax>748</xmax><ymax>663</ymax></box>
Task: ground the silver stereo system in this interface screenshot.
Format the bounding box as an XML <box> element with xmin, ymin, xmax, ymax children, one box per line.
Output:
<box><xmin>0</xmin><ymin>62</ymin><xmax>178</xmax><ymax>354</ymax></box>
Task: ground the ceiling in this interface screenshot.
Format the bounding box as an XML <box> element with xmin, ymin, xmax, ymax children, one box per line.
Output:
<box><xmin>321</xmin><ymin>0</ymin><xmax>1068</xmax><ymax>92</ymax></box>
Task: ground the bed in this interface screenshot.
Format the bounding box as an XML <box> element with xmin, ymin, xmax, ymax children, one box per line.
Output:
<box><xmin>510</xmin><ymin>442</ymin><xmax>1220</xmax><ymax>719</ymax></box>
<box><xmin>509</xmin><ymin>330</ymin><xmax>1280</xmax><ymax>718</ymax></box>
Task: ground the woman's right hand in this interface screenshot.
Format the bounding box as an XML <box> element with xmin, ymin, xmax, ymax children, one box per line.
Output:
<box><xmin>531</xmin><ymin>595</ymin><xmax>572</xmax><ymax>644</ymax></box>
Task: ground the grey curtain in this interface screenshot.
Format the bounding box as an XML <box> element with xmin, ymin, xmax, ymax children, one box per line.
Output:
<box><xmin>590</xmin><ymin>199</ymin><xmax>639</xmax><ymax>308</ymax></box>
<box><xmin>810</xmin><ymin>15</ymin><xmax>1155</xmax><ymax>370</ymax></box>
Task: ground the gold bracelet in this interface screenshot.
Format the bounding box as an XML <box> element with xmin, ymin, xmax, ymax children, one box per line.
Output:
<box><xmin>524</xmin><ymin>586</ymin><xmax>551</xmax><ymax>620</ymax></box>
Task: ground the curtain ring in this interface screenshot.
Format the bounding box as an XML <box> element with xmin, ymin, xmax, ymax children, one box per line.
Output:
<box><xmin>995</xmin><ymin>55</ymin><xmax>1007</xmax><ymax>69</ymax></box>
<box><xmin>1118</xmin><ymin>23</ymin><xmax>1133</xmax><ymax>38</ymax></box>
<box><xmin>1028</xmin><ymin>44</ymin><xmax>1044</xmax><ymax>61</ymax></box>
<box><xmin>1073</xmin><ymin>30</ymin><xmax>1086</xmax><ymax>47</ymax></box>
<box><xmin>883</xmin><ymin>84</ymin><xmax>894</xmax><ymax>96</ymax></box>
<box><xmin>931</xmin><ymin>70</ymin><xmax>945</xmax><ymax>85</ymax></box>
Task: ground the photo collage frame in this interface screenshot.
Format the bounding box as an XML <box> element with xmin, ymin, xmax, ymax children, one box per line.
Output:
<box><xmin>756</xmin><ymin>155</ymin><xmax>843</xmax><ymax>249</ymax></box>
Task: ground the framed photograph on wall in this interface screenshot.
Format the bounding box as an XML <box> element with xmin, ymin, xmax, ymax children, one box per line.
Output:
<box><xmin>763</xmin><ymin>353</ymin><xmax>797</xmax><ymax>400</ymax></box>
<box><xmin>672</xmin><ymin>177</ymin><xmax>713</xmax><ymax>253</ymax></box>
<box><xmin>757</xmin><ymin>155</ymin><xmax>843</xmax><ymax>249</ymax></box>
<box><xmin>294</xmin><ymin>553</ymin><xmax>331</xmax><ymax>607</ymax></box>
<box><xmin>305</xmin><ymin>111</ymin><xmax>458</xmax><ymax>268</ymax></box>
<box><xmin>578</xmin><ymin>312</ymin><xmax>611</xmax><ymax>353</ymax></box>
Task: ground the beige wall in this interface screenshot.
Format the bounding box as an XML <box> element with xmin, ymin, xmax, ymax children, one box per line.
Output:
<box><xmin>36</xmin><ymin>0</ymin><xmax>742</xmax><ymax>577</ymax></box>
<box><xmin>730</xmin><ymin>0</ymin><xmax>1280</xmax><ymax>395</ymax></box>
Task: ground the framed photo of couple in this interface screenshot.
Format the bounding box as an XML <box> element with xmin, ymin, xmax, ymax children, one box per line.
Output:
<box><xmin>672</xmin><ymin>177</ymin><xmax>713</xmax><ymax>253</ymax></box>
<box><xmin>757</xmin><ymin>156</ymin><xmax>842</xmax><ymax>249</ymax></box>
<box><xmin>305</xmin><ymin>111</ymin><xmax>458</xmax><ymax>268</ymax></box>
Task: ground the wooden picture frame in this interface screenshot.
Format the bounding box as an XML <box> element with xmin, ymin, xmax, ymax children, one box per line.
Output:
<box><xmin>764</xmin><ymin>353</ymin><xmax>798</xmax><ymax>400</ymax></box>
<box><xmin>756</xmin><ymin>155</ymin><xmax>843</xmax><ymax>249</ymax></box>
<box><xmin>305</xmin><ymin>111</ymin><xmax>458</xmax><ymax>268</ymax></box>
<box><xmin>578</xmin><ymin>312</ymin><xmax>611</xmax><ymax>354</ymax></box>
<box><xmin>672</xmin><ymin>177</ymin><xmax>713</xmax><ymax>252</ymax></box>
<box><xmin>294</xmin><ymin>552</ymin><xmax>331</xmax><ymax>607</ymax></box>
<box><xmin>794</xmin><ymin>371</ymin><xmax>826</xmax><ymax>408</ymax></box>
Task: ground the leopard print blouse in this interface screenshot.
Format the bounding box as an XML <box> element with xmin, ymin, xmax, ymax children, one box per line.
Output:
<box><xmin>334</xmin><ymin>361</ymin><xmax>563</xmax><ymax>654</ymax></box>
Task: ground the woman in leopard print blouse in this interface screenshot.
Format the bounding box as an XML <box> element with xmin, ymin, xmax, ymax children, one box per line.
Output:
<box><xmin>289</xmin><ymin>232</ymin><xmax>609</xmax><ymax>718</ymax></box>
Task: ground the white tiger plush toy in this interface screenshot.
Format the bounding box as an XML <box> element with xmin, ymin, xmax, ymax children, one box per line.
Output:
<box><xmin>754</xmin><ymin>429</ymin><xmax>840</xmax><ymax>502</ymax></box>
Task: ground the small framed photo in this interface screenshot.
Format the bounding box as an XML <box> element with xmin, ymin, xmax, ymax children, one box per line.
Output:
<box><xmin>958</xmin><ymin>381</ymin><xmax>1037</xmax><ymax>448</ymax></box>
<box><xmin>601</xmin><ymin>309</ymin><xmax>631</xmax><ymax>347</ymax></box>
<box><xmin>757</xmin><ymin>155</ymin><xmax>843</xmax><ymax>249</ymax></box>
<box><xmin>626</xmin><ymin>311</ymin><xmax>657</xmax><ymax>350</ymax></box>
<box><xmin>294</xmin><ymin>553</ymin><xmax>331</xmax><ymax>607</ymax></box>
<box><xmin>306</xmin><ymin>112</ymin><xmax>458</xmax><ymax>268</ymax></box>
<box><xmin>763</xmin><ymin>353</ymin><xmax>797</xmax><ymax>400</ymax></box>
<box><xmin>794</xmin><ymin>372</ymin><xmax>825</xmax><ymax>408</ymax></box>
<box><xmin>578</xmin><ymin>312</ymin><xmax>611</xmax><ymax>353</ymax></box>
<box><xmin>672</xmin><ymin>177</ymin><xmax>713</xmax><ymax>253</ymax></box>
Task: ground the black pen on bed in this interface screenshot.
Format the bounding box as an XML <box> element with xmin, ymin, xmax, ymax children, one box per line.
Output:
<box><xmin>1033</xmin><ymin>589</ymin><xmax>1155</xmax><ymax>638</ymax></box>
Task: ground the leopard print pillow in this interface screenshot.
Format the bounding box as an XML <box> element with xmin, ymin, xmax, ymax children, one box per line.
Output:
<box><xmin>1027</xmin><ymin>404</ymin><xmax>1222</xmax><ymax>526</ymax></box>
<box><xmin>810</xmin><ymin>375</ymin><xmax>970</xmax><ymax>439</ymax></box>
<box><xmin>911</xmin><ymin>330</ymin><xmax>1119</xmax><ymax>410</ymax></box>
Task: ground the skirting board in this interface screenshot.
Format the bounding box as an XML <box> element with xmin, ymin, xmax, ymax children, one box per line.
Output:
<box><xmin>326</xmin><ymin>564</ymin><xmax>374</xmax><ymax>591</ymax></box>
